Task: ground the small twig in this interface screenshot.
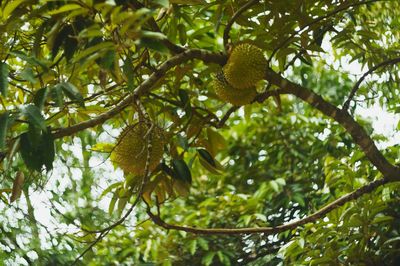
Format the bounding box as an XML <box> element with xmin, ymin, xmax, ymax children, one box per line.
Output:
<box><xmin>268</xmin><ymin>0</ymin><xmax>379</xmax><ymax>64</ymax></box>
<box><xmin>223</xmin><ymin>0</ymin><xmax>260</xmax><ymax>50</ymax></box>
<box><xmin>216</xmin><ymin>106</ymin><xmax>238</xmax><ymax>128</ymax></box>
<box><xmin>343</xmin><ymin>56</ymin><xmax>400</xmax><ymax>110</ymax></box>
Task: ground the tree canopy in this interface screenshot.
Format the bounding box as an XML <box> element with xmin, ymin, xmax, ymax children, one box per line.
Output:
<box><xmin>1</xmin><ymin>0</ymin><xmax>400</xmax><ymax>265</ymax></box>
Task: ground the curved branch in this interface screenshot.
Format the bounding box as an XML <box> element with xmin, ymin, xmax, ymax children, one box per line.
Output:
<box><xmin>264</xmin><ymin>67</ymin><xmax>400</xmax><ymax>181</ymax></box>
<box><xmin>223</xmin><ymin>0</ymin><xmax>260</xmax><ymax>50</ymax></box>
<box><xmin>147</xmin><ymin>178</ymin><xmax>388</xmax><ymax>235</ymax></box>
<box><xmin>52</xmin><ymin>49</ymin><xmax>226</xmax><ymax>139</ymax></box>
<box><xmin>343</xmin><ymin>56</ymin><xmax>400</xmax><ymax>110</ymax></box>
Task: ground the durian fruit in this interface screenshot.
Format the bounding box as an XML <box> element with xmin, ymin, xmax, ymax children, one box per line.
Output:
<box><xmin>111</xmin><ymin>123</ymin><xmax>164</xmax><ymax>175</ymax></box>
<box><xmin>223</xmin><ymin>43</ymin><xmax>267</xmax><ymax>89</ymax></box>
<box><xmin>213</xmin><ymin>71</ymin><xmax>257</xmax><ymax>106</ymax></box>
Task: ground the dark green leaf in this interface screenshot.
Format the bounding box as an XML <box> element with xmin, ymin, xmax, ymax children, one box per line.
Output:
<box><xmin>20</xmin><ymin>132</ymin><xmax>43</xmax><ymax>171</ymax></box>
<box><xmin>40</xmin><ymin>130</ymin><xmax>55</xmax><ymax>171</ymax></box>
<box><xmin>139</xmin><ymin>38</ymin><xmax>169</xmax><ymax>54</ymax></box>
<box><xmin>123</xmin><ymin>56</ymin><xmax>135</xmax><ymax>91</ymax></box>
<box><xmin>178</xmin><ymin>24</ymin><xmax>187</xmax><ymax>45</ymax></box>
<box><xmin>0</xmin><ymin>111</ymin><xmax>9</xmax><ymax>150</ymax></box>
<box><xmin>172</xmin><ymin>159</ymin><xmax>192</xmax><ymax>184</ymax></box>
<box><xmin>0</xmin><ymin>62</ymin><xmax>9</xmax><ymax>97</ymax></box>
<box><xmin>198</xmin><ymin>149</ymin><xmax>216</xmax><ymax>167</ymax></box>
<box><xmin>22</xmin><ymin>104</ymin><xmax>47</xmax><ymax>131</ymax></box>
<box><xmin>33</xmin><ymin>87</ymin><xmax>49</xmax><ymax>110</ymax></box>
<box><xmin>19</xmin><ymin>128</ymin><xmax>55</xmax><ymax>171</ymax></box>
<box><xmin>60</xmin><ymin>82</ymin><xmax>84</xmax><ymax>107</ymax></box>
<box><xmin>50</xmin><ymin>85</ymin><xmax>64</xmax><ymax>107</ymax></box>
<box><xmin>20</xmin><ymin>67</ymin><xmax>37</xmax><ymax>83</ymax></box>
<box><xmin>10</xmin><ymin>51</ymin><xmax>48</xmax><ymax>70</ymax></box>
<box><xmin>63</xmin><ymin>26</ymin><xmax>78</xmax><ymax>61</ymax></box>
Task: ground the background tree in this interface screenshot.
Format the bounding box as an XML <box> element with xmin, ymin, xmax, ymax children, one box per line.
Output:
<box><xmin>1</xmin><ymin>0</ymin><xmax>400</xmax><ymax>265</ymax></box>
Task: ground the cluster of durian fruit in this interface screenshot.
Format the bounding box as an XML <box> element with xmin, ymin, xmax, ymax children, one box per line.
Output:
<box><xmin>214</xmin><ymin>43</ymin><xmax>267</xmax><ymax>106</ymax></box>
<box><xmin>110</xmin><ymin>43</ymin><xmax>267</xmax><ymax>175</ymax></box>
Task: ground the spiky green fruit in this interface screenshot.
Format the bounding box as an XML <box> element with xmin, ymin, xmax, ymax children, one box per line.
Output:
<box><xmin>213</xmin><ymin>72</ymin><xmax>257</xmax><ymax>106</ymax></box>
<box><xmin>223</xmin><ymin>43</ymin><xmax>267</xmax><ymax>89</ymax></box>
<box><xmin>111</xmin><ymin>123</ymin><xmax>164</xmax><ymax>175</ymax></box>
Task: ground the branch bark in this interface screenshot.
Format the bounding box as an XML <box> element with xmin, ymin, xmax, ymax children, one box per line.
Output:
<box><xmin>52</xmin><ymin>49</ymin><xmax>226</xmax><ymax>139</ymax></box>
<box><xmin>147</xmin><ymin>178</ymin><xmax>389</xmax><ymax>235</ymax></box>
<box><xmin>264</xmin><ymin>68</ymin><xmax>400</xmax><ymax>181</ymax></box>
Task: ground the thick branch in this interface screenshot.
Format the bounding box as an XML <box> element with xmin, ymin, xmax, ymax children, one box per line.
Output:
<box><xmin>147</xmin><ymin>178</ymin><xmax>388</xmax><ymax>235</ymax></box>
<box><xmin>265</xmin><ymin>68</ymin><xmax>400</xmax><ymax>180</ymax></box>
<box><xmin>343</xmin><ymin>56</ymin><xmax>400</xmax><ymax>110</ymax></box>
<box><xmin>52</xmin><ymin>49</ymin><xmax>226</xmax><ymax>138</ymax></box>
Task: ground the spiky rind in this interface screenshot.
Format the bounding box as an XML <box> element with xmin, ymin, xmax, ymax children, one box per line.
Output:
<box><xmin>213</xmin><ymin>76</ymin><xmax>257</xmax><ymax>106</ymax></box>
<box><xmin>223</xmin><ymin>43</ymin><xmax>267</xmax><ymax>89</ymax></box>
<box><xmin>111</xmin><ymin>123</ymin><xmax>164</xmax><ymax>175</ymax></box>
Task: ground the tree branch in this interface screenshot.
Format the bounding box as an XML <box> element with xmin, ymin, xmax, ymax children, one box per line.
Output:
<box><xmin>223</xmin><ymin>0</ymin><xmax>260</xmax><ymax>50</ymax></box>
<box><xmin>342</xmin><ymin>56</ymin><xmax>400</xmax><ymax>110</ymax></box>
<box><xmin>268</xmin><ymin>0</ymin><xmax>379</xmax><ymax>63</ymax></box>
<box><xmin>264</xmin><ymin>68</ymin><xmax>400</xmax><ymax>181</ymax></box>
<box><xmin>147</xmin><ymin>178</ymin><xmax>389</xmax><ymax>235</ymax></box>
<box><xmin>52</xmin><ymin>49</ymin><xmax>226</xmax><ymax>139</ymax></box>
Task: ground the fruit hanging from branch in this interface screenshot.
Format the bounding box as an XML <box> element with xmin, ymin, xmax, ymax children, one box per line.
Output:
<box><xmin>223</xmin><ymin>43</ymin><xmax>267</xmax><ymax>89</ymax></box>
<box><xmin>111</xmin><ymin>123</ymin><xmax>164</xmax><ymax>176</ymax></box>
<box><xmin>213</xmin><ymin>71</ymin><xmax>257</xmax><ymax>106</ymax></box>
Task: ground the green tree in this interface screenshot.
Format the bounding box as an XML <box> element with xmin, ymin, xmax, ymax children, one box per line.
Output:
<box><xmin>1</xmin><ymin>0</ymin><xmax>400</xmax><ymax>265</ymax></box>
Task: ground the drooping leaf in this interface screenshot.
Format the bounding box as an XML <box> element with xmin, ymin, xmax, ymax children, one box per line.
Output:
<box><xmin>22</xmin><ymin>104</ymin><xmax>47</xmax><ymax>131</ymax></box>
<box><xmin>20</xmin><ymin>132</ymin><xmax>43</xmax><ymax>171</ymax></box>
<box><xmin>0</xmin><ymin>111</ymin><xmax>9</xmax><ymax>150</ymax></box>
<box><xmin>50</xmin><ymin>84</ymin><xmax>64</xmax><ymax>107</ymax></box>
<box><xmin>19</xmin><ymin>128</ymin><xmax>55</xmax><ymax>171</ymax></box>
<box><xmin>10</xmin><ymin>171</ymin><xmax>24</xmax><ymax>203</ymax></box>
<box><xmin>0</xmin><ymin>62</ymin><xmax>9</xmax><ymax>97</ymax></box>
<box><xmin>33</xmin><ymin>87</ymin><xmax>49</xmax><ymax>110</ymax></box>
<box><xmin>198</xmin><ymin>149</ymin><xmax>216</xmax><ymax>167</ymax></box>
<box><xmin>172</xmin><ymin>159</ymin><xmax>192</xmax><ymax>184</ymax></box>
<box><xmin>60</xmin><ymin>82</ymin><xmax>85</xmax><ymax>107</ymax></box>
<box><xmin>123</xmin><ymin>56</ymin><xmax>135</xmax><ymax>91</ymax></box>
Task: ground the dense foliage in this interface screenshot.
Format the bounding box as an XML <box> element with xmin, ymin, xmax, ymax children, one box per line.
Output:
<box><xmin>1</xmin><ymin>0</ymin><xmax>400</xmax><ymax>265</ymax></box>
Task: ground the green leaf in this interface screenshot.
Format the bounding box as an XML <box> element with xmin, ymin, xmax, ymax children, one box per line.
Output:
<box><xmin>109</xmin><ymin>190</ymin><xmax>118</xmax><ymax>215</ymax></box>
<box><xmin>22</xmin><ymin>104</ymin><xmax>47</xmax><ymax>131</ymax></box>
<box><xmin>189</xmin><ymin>240</ymin><xmax>197</xmax><ymax>255</ymax></box>
<box><xmin>20</xmin><ymin>132</ymin><xmax>43</xmax><ymax>171</ymax></box>
<box><xmin>20</xmin><ymin>68</ymin><xmax>37</xmax><ymax>84</ymax></box>
<box><xmin>100</xmin><ymin>182</ymin><xmax>123</xmax><ymax>200</ymax></box>
<box><xmin>40</xmin><ymin>131</ymin><xmax>55</xmax><ymax>171</ymax></box>
<box><xmin>123</xmin><ymin>56</ymin><xmax>135</xmax><ymax>91</ymax></box>
<box><xmin>0</xmin><ymin>111</ymin><xmax>9</xmax><ymax>150</ymax></box>
<box><xmin>9</xmin><ymin>51</ymin><xmax>48</xmax><ymax>70</ymax></box>
<box><xmin>198</xmin><ymin>149</ymin><xmax>216</xmax><ymax>166</ymax></box>
<box><xmin>47</xmin><ymin>4</ymin><xmax>82</xmax><ymax>15</ymax></box>
<box><xmin>178</xmin><ymin>24</ymin><xmax>187</xmax><ymax>45</ymax></box>
<box><xmin>60</xmin><ymin>82</ymin><xmax>85</xmax><ymax>107</ymax></box>
<box><xmin>170</xmin><ymin>0</ymin><xmax>206</xmax><ymax>5</ymax></box>
<box><xmin>50</xmin><ymin>85</ymin><xmax>64</xmax><ymax>107</ymax></box>
<box><xmin>0</xmin><ymin>62</ymin><xmax>9</xmax><ymax>97</ymax></box>
<box><xmin>33</xmin><ymin>87</ymin><xmax>49</xmax><ymax>110</ymax></box>
<box><xmin>172</xmin><ymin>159</ymin><xmax>192</xmax><ymax>184</ymax></box>
<box><xmin>139</xmin><ymin>38</ymin><xmax>169</xmax><ymax>54</ymax></box>
<box><xmin>201</xmin><ymin>251</ymin><xmax>215</xmax><ymax>266</ymax></box>
<box><xmin>2</xmin><ymin>0</ymin><xmax>25</xmax><ymax>19</ymax></box>
<box><xmin>207</xmin><ymin>128</ymin><xmax>226</xmax><ymax>155</ymax></box>
<box><xmin>19</xmin><ymin>129</ymin><xmax>55</xmax><ymax>171</ymax></box>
